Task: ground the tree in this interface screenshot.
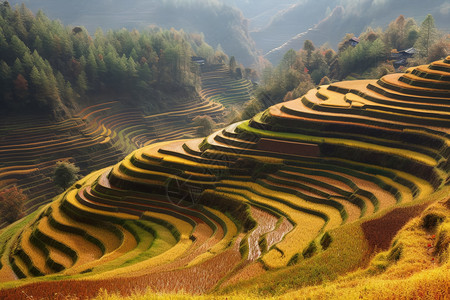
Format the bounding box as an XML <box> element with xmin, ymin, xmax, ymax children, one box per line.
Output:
<box><xmin>0</xmin><ymin>60</ymin><xmax>11</xmax><ymax>88</ymax></box>
<box><xmin>0</xmin><ymin>186</ymin><xmax>26</xmax><ymax>224</ymax></box>
<box><xmin>192</xmin><ymin>115</ymin><xmax>215</xmax><ymax>137</ymax></box>
<box><xmin>53</xmin><ymin>161</ymin><xmax>80</xmax><ymax>190</ymax></box>
<box><xmin>303</xmin><ymin>40</ymin><xmax>315</xmax><ymax>68</ymax></box>
<box><xmin>229</xmin><ymin>55</ymin><xmax>237</xmax><ymax>75</ymax></box>
<box><xmin>13</xmin><ymin>73</ymin><xmax>29</xmax><ymax>102</ymax></box>
<box><xmin>10</xmin><ymin>34</ymin><xmax>29</xmax><ymax>58</ymax></box>
<box><xmin>383</xmin><ymin>15</ymin><xmax>406</xmax><ymax>50</ymax></box>
<box><xmin>241</xmin><ymin>98</ymin><xmax>263</xmax><ymax>120</ymax></box>
<box><xmin>427</xmin><ymin>37</ymin><xmax>449</xmax><ymax>62</ymax></box>
<box><xmin>76</xmin><ymin>71</ymin><xmax>88</xmax><ymax>95</ymax></box>
<box><xmin>415</xmin><ymin>14</ymin><xmax>438</xmax><ymax>58</ymax></box>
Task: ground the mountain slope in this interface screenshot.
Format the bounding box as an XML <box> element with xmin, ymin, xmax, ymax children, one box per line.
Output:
<box><xmin>252</xmin><ymin>0</ymin><xmax>450</xmax><ymax>64</ymax></box>
<box><xmin>8</xmin><ymin>0</ymin><xmax>259</xmax><ymax>66</ymax></box>
<box><xmin>0</xmin><ymin>57</ymin><xmax>448</xmax><ymax>299</ymax></box>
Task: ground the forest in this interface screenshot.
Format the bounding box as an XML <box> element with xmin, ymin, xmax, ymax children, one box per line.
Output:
<box><xmin>0</xmin><ymin>2</ymin><xmax>229</xmax><ymax>118</ymax></box>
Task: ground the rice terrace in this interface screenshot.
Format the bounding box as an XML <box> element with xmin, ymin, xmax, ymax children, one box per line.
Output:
<box><xmin>0</xmin><ymin>1</ymin><xmax>450</xmax><ymax>299</ymax></box>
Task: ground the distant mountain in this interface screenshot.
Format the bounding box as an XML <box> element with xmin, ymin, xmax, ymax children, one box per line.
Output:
<box><xmin>250</xmin><ymin>0</ymin><xmax>450</xmax><ymax>64</ymax></box>
<box><xmin>7</xmin><ymin>0</ymin><xmax>260</xmax><ymax>66</ymax></box>
<box><xmin>220</xmin><ymin>0</ymin><xmax>298</xmax><ymax>31</ymax></box>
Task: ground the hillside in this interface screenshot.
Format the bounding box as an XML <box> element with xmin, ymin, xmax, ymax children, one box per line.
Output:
<box><xmin>199</xmin><ymin>64</ymin><xmax>254</xmax><ymax>108</ymax></box>
<box><xmin>0</xmin><ymin>4</ymin><xmax>259</xmax><ymax>229</ymax></box>
<box><xmin>0</xmin><ymin>56</ymin><xmax>448</xmax><ymax>299</ymax></box>
<box><xmin>220</xmin><ymin>0</ymin><xmax>298</xmax><ymax>31</ymax></box>
<box><xmin>0</xmin><ymin>92</ymin><xmax>225</xmax><ymax>227</ymax></box>
<box><xmin>251</xmin><ymin>0</ymin><xmax>450</xmax><ymax>64</ymax></box>
<box><xmin>6</xmin><ymin>0</ymin><xmax>260</xmax><ymax>67</ymax></box>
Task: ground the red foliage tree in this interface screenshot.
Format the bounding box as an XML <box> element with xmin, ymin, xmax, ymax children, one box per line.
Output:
<box><xmin>0</xmin><ymin>186</ymin><xmax>27</xmax><ymax>224</ymax></box>
<box><xmin>13</xmin><ymin>73</ymin><xmax>28</xmax><ymax>101</ymax></box>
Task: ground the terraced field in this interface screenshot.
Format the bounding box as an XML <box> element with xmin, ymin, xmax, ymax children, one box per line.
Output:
<box><xmin>200</xmin><ymin>64</ymin><xmax>254</xmax><ymax>107</ymax></box>
<box><xmin>0</xmin><ymin>97</ymin><xmax>224</xmax><ymax>221</ymax></box>
<box><xmin>0</xmin><ymin>58</ymin><xmax>449</xmax><ymax>298</ymax></box>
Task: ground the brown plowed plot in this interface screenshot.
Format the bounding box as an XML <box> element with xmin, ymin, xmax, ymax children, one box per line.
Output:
<box><xmin>247</xmin><ymin>207</ymin><xmax>278</xmax><ymax>261</ymax></box>
<box><xmin>361</xmin><ymin>202</ymin><xmax>429</xmax><ymax>264</ymax></box>
<box><xmin>221</xmin><ymin>261</ymin><xmax>266</xmax><ymax>288</ymax></box>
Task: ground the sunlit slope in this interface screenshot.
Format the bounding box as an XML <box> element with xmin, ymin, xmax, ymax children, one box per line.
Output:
<box><xmin>0</xmin><ymin>58</ymin><xmax>449</xmax><ymax>297</ymax></box>
<box><xmin>0</xmin><ymin>97</ymin><xmax>224</xmax><ymax>222</ymax></box>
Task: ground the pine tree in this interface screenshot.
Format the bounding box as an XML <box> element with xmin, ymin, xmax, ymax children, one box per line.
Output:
<box><xmin>415</xmin><ymin>14</ymin><xmax>438</xmax><ymax>58</ymax></box>
<box><xmin>10</xmin><ymin>35</ymin><xmax>29</xmax><ymax>58</ymax></box>
<box><xmin>33</xmin><ymin>35</ymin><xmax>43</xmax><ymax>54</ymax></box>
<box><xmin>86</xmin><ymin>49</ymin><xmax>98</xmax><ymax>86</ymax></box>
<box><xmin>21</xmin><ymin>51</ymin><xmax>33</xmax><ymax>73</ymax></box>
<box><xmin>0</xmin><ymin>60</ymin><xmax>11</xmax><ymax>87</ymax></box>
<box><xmin>303</xmin><ymin>40</ymin><xmax>315</xmax><ymax>68</ymax></box>
<box><xmin>76</xmin><ymin>71</ymin><xmax>88</xmax><ymax>95</ymax></box>
<box><xmin>11</xmin><ymin>58</ymin><xmax>24</xmax><ymax>77</ymax></box>
<box><xmin>0</xmin><ymin>60</ymin><xmax>12</xmax><ymax>103</ymax></box>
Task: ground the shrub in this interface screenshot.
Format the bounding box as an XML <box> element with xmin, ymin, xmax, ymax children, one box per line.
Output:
<box><xmin>320</xmin><ymin>232</ymin><xmax>333</xmax><ymax>250</ymax></box>
<box><xmin>302</xmin><ymin>241</ymin><xmax>318</xmax><ymax>259</ymax></box>
<box><xmin>422</xmin><ymin>213</ymin><xmax>444</xmax><ymax>231</ymax></box>
<box><xmin>0</xmin><ymin>186</ymin><xmax>26</xmax><ymax>224</ymax></box>
<box><xmin>53</xmin><ymin>160</ymin><xmax>80</xmax><ymax>190</ymax></box>
<box><xmin>192</xmin><ymin>115</ymin><xmax>215</xmax><ymax>137</ymax></box>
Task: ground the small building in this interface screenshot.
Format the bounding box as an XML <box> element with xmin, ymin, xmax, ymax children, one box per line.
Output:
<box><xmin>349</xmin><ymin>37</ymin><xmax>360</xmax><ymax>47</ymax></box>
<box><xmin>191</xmin><ymin>56</ymin><xmax>206</xmax><ymax>65</ymax></box>
<box><xmin>391</xmin><ymin>47</ymin><xmax>416</xmax><ymax>68</ymax></box>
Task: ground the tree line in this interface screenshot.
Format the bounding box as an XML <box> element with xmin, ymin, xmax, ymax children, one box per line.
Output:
<box><xmin>255</xmin><ymin>14</ymin><xmax>449</xmax><ymax>108</ymax></box>
<box><xmin>0</xmin><ymin>1</ymin><xmax>226</xmax><ymax>118</ymax></box>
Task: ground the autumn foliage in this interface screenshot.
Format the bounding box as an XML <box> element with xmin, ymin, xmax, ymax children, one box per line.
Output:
<box><xmin>0</xmin><ymin>185</ymin><xmax>26</xmax><ymax>224</ymax></box>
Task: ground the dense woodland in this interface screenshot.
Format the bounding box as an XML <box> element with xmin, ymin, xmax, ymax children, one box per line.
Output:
<box><xmin>0</xmin><ymin>2</ymin><xmax>229</xmax><ymax>118</ymax></box>
<box><xmin>255</xmin><ymin>14</ymin><xmax>449</xmax><ymax>108</ymax></box>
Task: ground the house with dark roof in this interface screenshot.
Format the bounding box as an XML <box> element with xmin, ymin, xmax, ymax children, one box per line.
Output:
<box><xmin>391</xmin><ymin>47</ymin><xmax>416</xmax><ymax>68</ymax></box>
